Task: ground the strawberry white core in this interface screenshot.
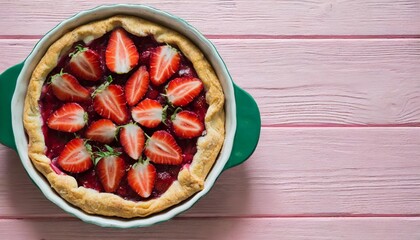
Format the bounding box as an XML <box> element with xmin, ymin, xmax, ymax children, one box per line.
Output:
<box><xmin>167</xmin><ymin>80</ymin><xmax>202</xmax><ymax>103</ymax></box>
<box><xmin>151</xmin><ymin>46</ymin><xmax>178</xmax><ymax>81</ymax></box>
<box><xmin>91</xmin><ymin>126</ymin><xmax>115</xmax><ymax>140</ymax></box>
<box><xmin>173</xmin><ymin>115</ymin><xmax>202</xmax><ymax>131</ymax></box>
<box><xmin>96</xmin><ymin>90</ymin><xmax>125</xmax><ymax>122</ymax></box>
<box><xmin>132</xmin><ymin>106</ymin><xmax>162</xmax><ymax>123</ymax></box>
<box><xmin>60</xmin><ymin>147</ymin><xmax>90</xmax><ymax>165</ymax></box>
<box><xmin>70</xmin><ymin>53</ymin><xmax>97</xmax><ymax>79</ymax></box>
<box><xmin>121</xmin><ymin>124</ymin><xmax>143</xmax><ymax>159</ymax></box>
<box><xmin>101</xmin><ymin>156</ymin><xmax>120</xmax><ymax>188</ymax></box>
<box><xmin>115</xmin><ymin>31</ymin><xmax>131</xmax><ymax>73</ymax></box>
<box><xmin>54</xmin><ymin>76</ymin><xmax>82</xmax><ymax>96</ymax></box>
<box><xmin>50</xmin><ymin>105</ymin><xmax>86</xmax><ymax>132</ymax></box>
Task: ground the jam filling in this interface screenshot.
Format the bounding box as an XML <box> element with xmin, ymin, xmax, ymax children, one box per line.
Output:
<box><xmin>39</xmin><ymin>31</ymin><xmax>208</xmax><ymax>201</ymax></box>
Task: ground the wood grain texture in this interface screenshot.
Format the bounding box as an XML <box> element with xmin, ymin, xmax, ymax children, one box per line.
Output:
<box><xmin>2</xmin><ymin>39</ymin><xmax>420</xmax><ymax>126</ymax></box>
<box><xmin>1</xmin><ymin>127</ymin><xmax>420</xmax><ymax>217</ymax></box>
<box><xmin>1</xmin><ymin>218</ymin><xmax>420</xmax><ymax>240</ymax></box>
<box><xmin>0</xmin><ymin>0</ymin><xmax>419</xmax><ymax>36</ymax></box>
<box><xmin>216</xmin><ymin>39</ymin><xmax>420</xmax><ymax>126</ymax></box>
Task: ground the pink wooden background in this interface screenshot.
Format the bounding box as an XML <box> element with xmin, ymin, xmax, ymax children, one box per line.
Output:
<box><xmin>1</xmin><ymin>1</ymin><xmax>420</xmax><ymax>239</ymax></box>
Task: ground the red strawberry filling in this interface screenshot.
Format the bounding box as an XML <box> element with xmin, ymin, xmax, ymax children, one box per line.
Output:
<box><xmin>38</xmin><ymin>29</ymin><xmax>209</xmax><ymax>201</ymax></box>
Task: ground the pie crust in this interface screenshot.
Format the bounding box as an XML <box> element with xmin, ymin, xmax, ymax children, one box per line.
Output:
<box><xmin>23</xmin><ymin>15</ymin><xmax>225</xmax><ymax>218</ymax></box>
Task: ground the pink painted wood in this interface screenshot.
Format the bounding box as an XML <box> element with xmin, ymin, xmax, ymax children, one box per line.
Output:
<box><xmin>0</xmin><ymin>0</ymin><xmax>420</xmax><ymax>238</ymax></box>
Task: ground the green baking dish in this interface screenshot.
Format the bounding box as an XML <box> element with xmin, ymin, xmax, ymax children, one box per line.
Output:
<box><xmin>0</xmin><ymin>4</ymin><xmax>260</xmax><ymax>228</ymax></box>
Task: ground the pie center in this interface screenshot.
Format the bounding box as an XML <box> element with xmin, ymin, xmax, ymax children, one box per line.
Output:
<box><xmin>39</xmin><ymin>28</ymin><xmax>208</xmax><ymax>201</ymax></box>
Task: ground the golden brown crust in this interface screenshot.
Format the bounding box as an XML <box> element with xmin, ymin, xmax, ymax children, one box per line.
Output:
<box><xmin>23</xmin><ymin>15</ymin><xmax>224</xmax><ymax>218</ymax></box>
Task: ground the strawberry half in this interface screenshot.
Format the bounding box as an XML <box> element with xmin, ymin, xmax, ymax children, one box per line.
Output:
<box><xmin>47</xmin><ymin>102</ymin><xmax>87</xmax><ymax>132</ymax></box>
<box><xmin>149</xmin><ymin>45</ymin><xmax>180</xmax><ymax>86</ymax></box>
<box><xmin>145</xmin><ymin>130</ymin><xmax>182</xmax><ymax>165</ymax></box>
<box><xmin>50</xmin><ymin>72</ymin><xmax>90</xmax><ymax>102</ymax></box>
<box><xmin>105</xmin><ymin>28</ymin><xmax>139</xmax><ymax>74</ymax></box>
<box><xmin>131</xmin><ymin>98</ymin><xmax>165</xmax><ymax>128</ymax></box>
<box><xmin>92</xmin><ymin>77</ymin><xmax>129</xmax><ymax>125</ymax></box>
<box><xmin>95</xmin><ymin>146</ymin><xmax>126</xmax><ymax>193</ymax></box>
<box><xmin>69</xmin><ymin>45</ymin><xmax>103</xmax><ymax>81</ymax></box>
<box><xmin>119</xmin><ymin>123</ymin><xmax>145</xmax><ymax>160</ymax></box>
<box><xmin>166</xmin><ymin>77</ymin><xmax>203</xmax><ymax>107</ymax></box>
<box><xmin>125</xmin><ymin>66</ymin><xmax>149</xmax><ymax>106</ymax></box>
<box><xmin>127</xmin><ymin>159</ymin><xmax>156</xmax><ymax>198</ymax></box>
<box><xmin>85</xmin><ymin>119</ymin><xmax>117</xmax><ymax>144</ymax></box>
<box><xmin>172</xmin><ymin>110</ymin><xmax>204</xmax><ymax>139</ymax></box>
<box><xmin>57</xmin><ymin>138</ymin><xmax>93</xmax><ymax>173</ymax></box>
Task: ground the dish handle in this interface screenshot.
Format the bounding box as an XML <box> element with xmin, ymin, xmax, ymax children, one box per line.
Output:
<box><xmin>0</xmin><ymin>62</ymin><xmax>24</xmax><ymax>151</ymax></box>
<box><xmin>223</xmin><ymin>84</ymin><xmax>261</xmax><ymax>171</ymax></box>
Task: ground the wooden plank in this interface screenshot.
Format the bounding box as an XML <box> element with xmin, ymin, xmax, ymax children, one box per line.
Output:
<box><xmin>192</xmin><ymin>127</ymin><xmax>420</xmax><ymax>216</ymax></box>
<box><xmin>215</xmin><ymin>39</ymin><xmax>420</xmax><ymax>126</ymax></box>
<box><xmin>0</xmin><ymin>217</ymin><xmax>420</xmax><ymax>239</ymax></box>
<box><xmin>0</xmin><ymin>0</ymin><xmax>419</xmax><ymax>36</ymax></box>
<box><xmin>1</xmin><ymin>127</ymin><xmax>420</xmax><ymax>217</ymax></box>
<box><xmin>2</xmin><ymin>39</ymin><xmax>420</xmax><ymax>126</ymax></box>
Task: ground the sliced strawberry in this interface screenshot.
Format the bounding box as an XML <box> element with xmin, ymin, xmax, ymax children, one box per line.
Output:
<box><xmin>172</xmin><ymin>110</ymin><xmax>204</xmax><ymax>139</ymax></box>
<box><xmin>47</xmin><ymin>103</ymin><xmax>87</xmax><ymax>132</ymax></box>
<box><xmin>85</xmin><ymin>119</ymin><xmax>117</xmax><ymax>144</ymax></box>
<box><xmin>125</xmin><ymin>66</ymin><xmax>149</xmax><ymax>106</ymax></box>
<box><xmin>105</xmin><ymin>28</ymin><xmax>139</xmax><ymax>74</ymax></box>
<box><xmin>149</xmin><ymin>45</ymin><xmax>180</xmax><ymax>86</ymax></box>
<box><xmin>119</xmin><ymin>123</ymin><xmax>145</xmax><ymax>160</ymax></box>
<box><xmin>50</xmin><ymin>72</ymin><xmax>90</xmax><ymax>102</ymax></box>
<box><xmin>95</xmin><ymin>147</ymin><xmax>126</xmax><ymax>193</ymax></box>
<box><xmin>166</xmin><ymin>77</ymin><xmax>203</xmax><ymax>106</ymax></box>
<box><xmin>145</xmin><ymin>130</ymin><xmax>182</xmax><ymax>165</ymax></box>
<box><xmin>57</xmin><ymin>138</ymin><xmax>92</xmax><ymax>173</ymax></box>
<box><xmin>131</xmin><ymin>98</ymin><xmax>165</xmax><ymax>128</ymax></box>
<box><xmin>93</xmin><ymin>78</ymin><xmax>129</xmax><ymax>125</ymax></box>
<box><xmin>127</xmin><ymin>159</ymin><xmax>156</xmax><ymax>198</ymax></box>
<box><xmin>69</xmin><ymin>46</ymin><xmax>103</xmax><ymax>81</ymax></box>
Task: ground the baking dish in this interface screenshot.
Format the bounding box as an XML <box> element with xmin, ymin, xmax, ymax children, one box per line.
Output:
<box><xmin>0</xmin><ymin>4</ymin><xmax>260</xmax><ymax>228</ymax></box>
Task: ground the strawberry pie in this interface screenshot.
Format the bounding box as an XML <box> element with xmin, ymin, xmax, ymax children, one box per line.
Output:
<box><xmin>23</xmin><ymin>16</ymin><xmax>225</xmax><ymax>218</ymax></box>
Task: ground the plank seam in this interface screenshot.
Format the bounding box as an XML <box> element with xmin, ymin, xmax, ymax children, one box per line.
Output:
<box><xmin>0</xmin><ymin>35</ymin><xmax>420</xmax><ymax>40</ymax></box>
<box><xmin>2</xmin><ymin>214</ymin><xmax>420</xmax><ymax>220</ymax></box>
<box><xmin>206</xmin><ymin>35</ymin><xmax>420</xmax><ymax>39</ymax></box>
<box><xmin>262</xmin><ymin>123</ymin><xmax>420</xmax><ymax>128</ymax></box>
